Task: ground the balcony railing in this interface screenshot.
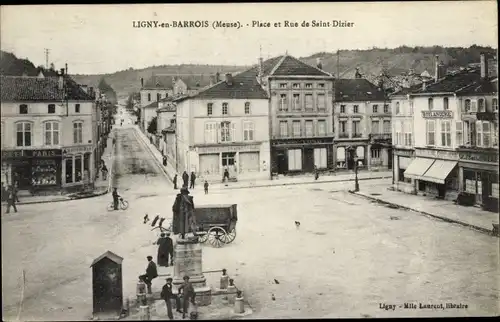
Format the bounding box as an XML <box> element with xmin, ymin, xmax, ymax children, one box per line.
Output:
<box><xmin>476</xmin><ymin>112</ymin><xmax>498</xmax><ymax>122</ymax></box>
<box><xmin>272</xmin><ymin>132</ymin><xmax>334</xmax><ymax>139</ymax></box>
<box><xmin>369</xmin><ymin>133</ymin><xmax>392</xmax><ymax>141</ymax></box>
<box><xmin>352</xmin><ymin>133</ymin><xmax>362</xmax><ymax>138</ymax></box>
<box><xmin>338</xmin><ymin>133</ymin><xmax>349</xmax><ymax>138</ymax></box>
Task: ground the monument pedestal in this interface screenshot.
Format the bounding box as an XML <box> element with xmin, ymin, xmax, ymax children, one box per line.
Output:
<box><xmin>172</xmin><ymin>239</ymin><xmax>206</xmax><ymax>287</ymax></box>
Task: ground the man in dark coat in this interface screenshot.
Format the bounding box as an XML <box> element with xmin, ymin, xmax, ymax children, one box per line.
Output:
<box><xmin>138</xmin><ymin>256</ymin><xmax>158</xmax><ymax>294</ymax></box>
<box><xmin>178</xmin><ymin>275</ymin><xmax>196</xmax><ymax>319</ymax></box>
<box><xmin>189</xmin><ymin>172</ymin><xmax>196</xmax><ymax>189</ymax></box>
<box><xmin>173</xmin><ymin>174</ymin><xmax>178</xmax><ymax>189</ymax></box>
<box><xmin>156</xmin><ymin>232</ymin><xmax>174</xmax><ymax>267</ymax></box>
<box><xmin>112</xmin><ymin>187</ymin><xmax>120</xmax><ymax>210</ymax></box>
<box><xmin>182</xmin><ymin>171</ymin><xmax>189</xmax><ymax>188</ymax></box>
<box><xmin>172</xmin><ymin>187</ymin><xmax>197</xmax><ymax>239</ymax></box>
<box><xmin>161</xmin><ymin>277</ymin><xmax>183</xmax><ymax>319</ymax></box>
<box><xmin>5</xmin><ymin>185</ymin><xmax>18</xmax><ymax>214</ymax></box>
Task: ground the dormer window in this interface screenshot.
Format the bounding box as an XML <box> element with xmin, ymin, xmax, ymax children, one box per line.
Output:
<box><xmin>48</xmin><ymin>104</ymin><xmax>56</xmax><ymax>114</ymax></box>
<box><xmin>19</xmin><ymin>104</ymin><xmax>28</xmax><ymax>114</ymax></box>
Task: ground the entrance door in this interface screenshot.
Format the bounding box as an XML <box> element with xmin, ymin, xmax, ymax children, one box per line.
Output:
<box><xmin>303</xmin><ymin>148</ymin><xmax>314</xmax><ymax>172</ymax></box>
<box><xmin>277</xmin><ymin>152</ymin><xmax>287</xmax><ymax>174</ymax></box>
<box><xmin>347</xmin><ymin>152</ymin><xmax>355</xmax><ymax>170</ymax></box>
<box><xmin>476</xmin><ymin>173</ymin><xmax>483</xmax><ymax>205</ymax></box>
<box><xmin>387</xmin><ymin>148</ymin><xmax>393</xmax><ymax>170</ymax></box>
<box><xmin>437</xmin><ymin>184</ymin><xmax>446</xmax><ymax>199</ymax></box>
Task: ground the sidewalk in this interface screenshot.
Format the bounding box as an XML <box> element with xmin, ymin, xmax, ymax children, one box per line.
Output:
<box><xmin>3</xmin><ymin>137</ymin><xmax>114</xmax><ymax>206</ymax></box>
<box><xmin>351</xmin><ymin>185</ymin><xmax>499</xmax><ymax>235</ymax></box>
<box><xmin>132</xmin><ymin>125</ymin><xmax>392</xmax><ymax>190</ymax></box>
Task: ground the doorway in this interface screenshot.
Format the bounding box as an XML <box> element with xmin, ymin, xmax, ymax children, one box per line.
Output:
<box><xmin>277</xmin><ymin>152</ymin><xmax>287</xmax><ymax>174</ymax></box>
<box><xmin>387</xmin><ymin>148</ymin><xmax>393</xmax><ymax>170</ymax></box>
<box><xmin>303</xmin><ymin>148</ymin><xmax>314</xmax><ymax>172</ymax></box>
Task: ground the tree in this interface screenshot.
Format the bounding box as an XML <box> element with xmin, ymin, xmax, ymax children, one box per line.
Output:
<box><xmin>147</xmin><ymin>116</ymin><xmax>157</xmax><ymax>134</ymax></box>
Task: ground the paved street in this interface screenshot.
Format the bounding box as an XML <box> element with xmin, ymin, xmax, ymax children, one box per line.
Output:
<box><xmin>2</xmin><ymin>124</ymin><xmax>498</xmax><ymax>320</ymax></box>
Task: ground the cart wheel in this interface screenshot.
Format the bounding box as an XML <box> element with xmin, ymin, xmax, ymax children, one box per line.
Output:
<box><xmin>198</xmin><ymin>233</ymin><xmax>209</xmax><ymax>243</ymax></box>
<box><xmin>207</xmin><ymin>227</ymin><xmax>226</xmax><ymax>248</ymax></box>
<box><xmin>222</xmin><ymin>229</ymin><xmax>236</xmax><ymax>244</ymax></box>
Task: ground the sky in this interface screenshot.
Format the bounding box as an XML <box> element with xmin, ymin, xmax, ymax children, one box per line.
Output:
<box><xmin>1</xmin><ymin>2</ymin><xmax>498</xmax><ymax>75</ymax></box>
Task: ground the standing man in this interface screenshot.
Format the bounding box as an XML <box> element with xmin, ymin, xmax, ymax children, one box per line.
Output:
<box><xmin>13</xmin><ymin>181</ymin><xmax>20</xmax><ymax>203</ymax></box>
<box><xmin>138</xmin><ymin>256</ymin><xmax>158</xmax><ymax>294</ymax></box>
<box><xmin>172</xmin><ymin>187</ymin><xmax>197</xmax><ymax>240</ymax></box>
<box><xmin>156</xmin><ymin>232</ymin><xmax>174</xmax><ymax>267</ymax></box>
<box><xmin>222</xmin><ymin>166</ymin><xmax>230</xmax><ymax>183</ymax></box>
<box><xmin>173</xmin><ymin>174</ymin><xmax>178</xmax><ymax>190</ymax></box>
<box><xmin>204</xmin><ymin>180</ymin><xmax>209</xmax><ymax>195</ymax></box>
<box><xmin>178</xmin><ymin>276</ymin><xmax>196</xmax><ymax>319</ymax></box>
<box><xmin>189</xmin><ymin>172</ymin><xmax>196</xmax><ymax>189</ymax></box>
<box><xmin>182</xmin><ymin>171</ymin><xmax>189</xmax><ymax>188</ymax></box>
<box><xmin>5</xmin><ymin>185</ymin><xmax>18</xmax><ymax>214</ymax></box>
<box><xmin>161</xmin><ymin>278</ymin><xmax>183</xmax><ymax>319</ymax></box>
<box><xmin>314</xmin><ymin>165</ymin><xmax>319</xmax><ymax>180</ymax></box>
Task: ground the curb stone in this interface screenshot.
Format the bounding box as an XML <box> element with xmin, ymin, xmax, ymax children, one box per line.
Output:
<box><xmin>350</xmin><ymin>191</ymin><xmax>496</xmax><ymax>236</ymax></box>
<box><xmin>212</xmin><ymin>175</ymin><xmax>392</xmax><ymax>191</ymax></box>
<box><xmin>5</xmin><ymin>188</ymin><xmax>109</xmax><ymax>206</ymax></box>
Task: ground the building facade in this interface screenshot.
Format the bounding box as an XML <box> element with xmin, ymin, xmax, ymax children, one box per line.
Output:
<box><xmin>139</xmin><ymin>75</ymin><xmax>174</xmax><ymax>131</ymax></box>
<box><xmin>333</xmin><ymin>78</ymin><xmax>392</xmax><ymax>171</ymax></box>
<box><xmin>257</xmin><ymin>55</ymin><xmax>335</xmax><ymax>175</ymax></box>
<box><xmin>398</xmin><ymin>54</ymin><xmax>498</xmax><ymax>208</ymax></box>
<box><xmin>175</xmin><ymin>71</ymin><xmax>270</xmax><ymax>183</ymax></box>
<box><xmin>1</xmin><ymin>71</ymin><xmax>97</xmax><ymax>193</ymax></box>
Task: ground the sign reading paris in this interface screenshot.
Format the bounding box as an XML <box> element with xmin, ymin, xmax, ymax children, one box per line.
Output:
<box><xmin>421</xmin><ymin>110</ymin><xmax>453</xmax><ymax>118</ymax></box>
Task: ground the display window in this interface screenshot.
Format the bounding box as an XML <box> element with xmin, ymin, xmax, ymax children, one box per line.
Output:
<box><xmin>31</xmin><ymin>159</ymin><xmax>57</xmax><ymax>186</ymax></box>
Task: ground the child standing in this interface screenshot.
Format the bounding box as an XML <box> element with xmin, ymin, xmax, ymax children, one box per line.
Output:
<box><xmin>204</xmin><ymin>180</ymin><xmax>209</xmax><ymax>194</ymax></box>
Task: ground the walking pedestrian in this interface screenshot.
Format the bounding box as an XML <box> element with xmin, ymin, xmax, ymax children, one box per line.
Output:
<box><xmin>189</xmin><ymin>172</ymin><xmax>196</xmax><ymax>189</ymax></box>
<box><xmin>314</xmin><ymin>165</ymin><xmax>319</xmax><ymax>180</ymax></box>
<box><xmin>138</xmin><ymin>256</ymin><xmax>158</xmax><ymax>294</ymax></box>
<box><xmin>204</xmin><ymin>180</ymin><xmax>209</xmax><ymax>194</ymax></box>
<box><xmin>13</xmin><ymin>181</ymin><xmax>20</xmax><ymax>202</ymax></box>
<box><xmin>161</xmin><ymin>277</ymin><xmax>183</xmax><ymax>319</ymax></box>
<box><xmin>178</xmin><ymin>276</ymin><xmax>196</xmax><ymax>319</ymax></box>
<box><xmin>5</xmin><ymin>185</ymin><xmax>18</xmax><ymax>214</ymax></box>
<box><xmin>156</xmin><ymin>232</ymin><xmax>174</xmax><ymax>267</ymax></box>
<box><xmin>222</xmin><ymin>166</ymin><xmax>230</xmax><ymax>183</ymax></box>
<box><xmin>182</xmin><ymin>171</ymin><xmax>189</xmax><ymax>188</ymax></box>
<box><xmin>173</xmin><ymin>174</ymin><xmax>178</xmax><ymax>190</ymax></box>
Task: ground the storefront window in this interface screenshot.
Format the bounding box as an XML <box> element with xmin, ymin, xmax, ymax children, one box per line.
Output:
<box><xmin>66</xmin><ymin>158</ymin><xmax>73</xmax><ymax>183</ymax></box>
<box><xmin>336</xmin><ymin>147</ymin><xmax>346</xmax><ymax>168</ymax></box>
<box><xmin>32</xmin><ymin>159</ymin><xmax>57</xmax><ymax>186</ymax></box>
<box><xmin>75</xmin><ymin>155</ymin><xmax>82</xmax><ymax>182</ymax></box>
<box><xmin>221</xmin><ymin>152</ymin><xmax>235</xmax><ymax>167</ymax></box>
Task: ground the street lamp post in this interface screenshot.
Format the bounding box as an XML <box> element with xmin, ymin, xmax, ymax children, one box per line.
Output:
<box><xmin>354</xmin><ymin>157</ymin><xmax>360</xmax><ymax>192</ymax></box>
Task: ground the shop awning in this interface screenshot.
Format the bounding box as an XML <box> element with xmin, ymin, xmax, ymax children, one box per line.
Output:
<box><xmin>421</xmin><ymin>160</ymin><xmax>458</xmax><ymax>184</ymax></box>
<box><xmin>404</xmin><ymin>158</ymin><xmax>435</xmax><ymax>180</ymax></box>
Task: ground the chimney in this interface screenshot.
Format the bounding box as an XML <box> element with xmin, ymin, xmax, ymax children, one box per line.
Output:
<box><xmin>216</xmin><ymin>72</ymin><xmax>220</xmax><ymax>83</ymax></box>
<box><xmin>422</xmin><ymin>80</ymin><xmax>427</xmax><ymax>91</ymax></box>
<box><xmin>89</xmin><ymin>86</ymin><xmax>94</xmax><ymax>99</ymax></box>
<box><xmin>316</xmin><ymin>58</ymin><xmax>323</xmax><ymax>70</ymax></box>
<box><xmin>141</xmin><ymin>77</ymin><xmax>144</xmax><ymax>88</ymax></box>
<box><xmin>434</xmin><ymin>55</ymin><xmax>440</xmax><ymax>83</ymax></box>
<box><xmin>58</xmin><ymin>69</ymin><xmax>64</xmax><ymax>90</ymax></box>
<box><xmin>65</xmin><ymin>63</ymin><xmax>68</xmax><ymax>75</ymax></box>
<box><xmin>355</xmin><ymin>68</ymin><xmax>362</xmax><ymax>79</ymax></box>
<box><xmin>480</xmin><ymin>53</ymin><xmax>488</xmax><ymax>79</ymax></box>
<box><xmin>225</xmin><ymin>73</ymin><xmax>233</xmax><ymax>86</ymax></box>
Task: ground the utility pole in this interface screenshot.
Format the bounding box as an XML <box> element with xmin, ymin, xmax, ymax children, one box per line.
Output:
<box><xmin>45</xmin><ymin>48</ymin><xmax>50</xmax><ymax>69</ymax></box>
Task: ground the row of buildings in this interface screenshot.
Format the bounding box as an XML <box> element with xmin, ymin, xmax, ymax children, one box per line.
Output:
<box><xmin>1</xmin><ymin>67</ymin><xmax>113</xmax><ymax>194</ymax></box>
<box><xmin>139</xmin><ymin>53</ymin><xmax>498</xmax><ymax>213</ymax></box>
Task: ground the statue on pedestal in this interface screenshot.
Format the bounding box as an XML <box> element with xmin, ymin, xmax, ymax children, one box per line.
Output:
<box><xmin>172</xmin><ymin>187</ymin><xmax>198</xmax><ymax>241</ymax></box>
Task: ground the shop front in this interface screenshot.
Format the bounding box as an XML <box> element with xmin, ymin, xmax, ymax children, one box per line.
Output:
<box><xmin>62</xmin><ymin>145</ymin><xmax>95</xmax><ymax>191</ymax></box>
<box><xmin>392</xmin><ymin>148</ymin><xmax>415</xmax><ymax>193</ymax></box>
<box><xmin>458</xmin><ymin>147</ymin><xmax>499</xmax><ymax>212</ymax></box>
<box><xmin>271</xmin><ymin>138</ymin><xmax>333</xmax><ymax>175</ymax></box>
<box><xmin>1</xmin><ymin>149</ymin><xmax>63</xmax><ymax>192</ymax></box>
<box><xmin>195</xmin><ymin>143</ymin><xmax>269</xmax><ymax>182</ymax></box>
<box><xmin>333</xmin><ymin>144</ymin><xmax>367</xmax><ymax>171</ymax></box>
<box><xmin>405</xmin><ymin>148</ymin><xmax>459</xmax><ymax>201</ymax></box>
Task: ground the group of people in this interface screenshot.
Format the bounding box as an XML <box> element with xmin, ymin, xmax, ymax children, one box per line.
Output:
<box><xmin>2</xmin><ymin>182</ymin><xmax>19</xmax><ymax>214</ymax></box>
<box><xmin>172</xmin><ymin>171</ymin><xmax>210</xmax><ymax>194</ymax></box>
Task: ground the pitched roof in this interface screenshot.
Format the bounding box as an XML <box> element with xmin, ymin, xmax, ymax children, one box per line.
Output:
<box><xmin>177</xmin><ymin>75</ymin><xmax>213</xmax><ymax>89</ymax></box>
<box><xmin>268</xmin><ymin>55</ymin><xmax>332</xmax><ymax>77</ymax></box>
<box><xmin>335</xmin><ymin>78</ymin><xmax>387</xmax><ymax>102</ymax></box>
<box><xmin>193</xmin><ymin>67</ymin><xmax>268</xmax><ymax>100</ymax></box>
<box><xmin>90</xmin><ymin>250</ymin><xmax>123</xmax><ymax>267</ymax></box>
<box><xmin>143</xmin><ymin>100</ymin><xmax>159</xmax><ymax>109</ymax></box>
<box><xmin>409</xmin><ymin>68</ymin><xmax>484</xmax><ymax>94</ymax></box>
<box><xmin>455</xmin><ymin>77</ymin><xmax>498</xmax><ymax>95</ymax></box>
<box><xmin>158</xmin><ymin>103</ymin><xmax>176</xmax><ymax>112</ymax></box>
<box><xmin>1</xmin><ymin>75</ymin><xmax>94</xmax><ymax>102</ymax></box>
<box><xmin>143</xmin><ymin>75</ymin><xmax>175</xmax><ymax>89</ymax></box>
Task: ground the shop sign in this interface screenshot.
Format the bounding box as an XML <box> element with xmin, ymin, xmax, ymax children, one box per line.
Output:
<box><xmin>415</xmin><ymin>148</ymin><xmax>458</xmax><ymax>160</ymax></box>
<box><xmin>459</xmin><ymin>151</ymin><xmax>498</xmax><ymax>163</ymax></box>
<box><xmin>2</xmin><ymin>150</ymin><xmax>25</xmax><ymax>159</ymax></box>
<box><xmin>421</xmin><ymin>110</ymin><xmax>453</xmax><ymax>118</ymax></box>
<box><xmin>63</xmin><ymin>145</ymin><xmax>93</xmax><ymax>155</ymax></box>
<box><xmin>197</xmin><ymin>144</ymin><xmax>260</xmax><ymax>154</ymax></box>
<box><xmin>394</xmin><ymin>149</ymin><xmax>414</xmax><ymax>157</ymax></box>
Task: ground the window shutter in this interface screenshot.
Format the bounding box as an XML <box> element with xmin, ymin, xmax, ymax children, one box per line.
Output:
<box><xmin>231</xmin><ymin>123</ymin><xmax>236</xmax><ymax>142</ymax></box>
<box><xmin>217</xmin><ymin>123</ymin><xmax>221</xmax><ymax>142</ymax></box>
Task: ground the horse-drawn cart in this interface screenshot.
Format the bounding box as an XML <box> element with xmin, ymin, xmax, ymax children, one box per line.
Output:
<box><xmin>194</xmin><ymin>204</ymin><xmax>237</xmax><ymax>248</ymax></box>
